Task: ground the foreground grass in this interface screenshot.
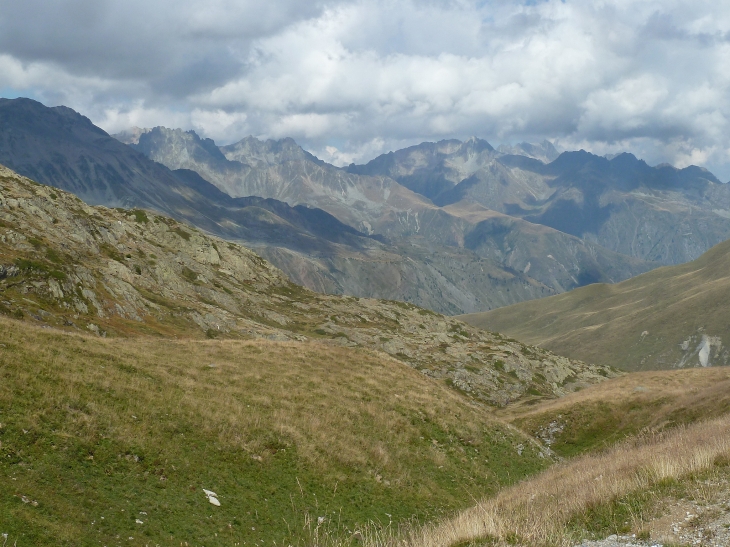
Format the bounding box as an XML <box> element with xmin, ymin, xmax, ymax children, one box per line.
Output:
<box><xmin>0</xmin><ymin>316</ymin><xmax>549</xmax><ymax>546</ymax></box>
<box><xmin>387</xmin><ymin>415</ymin><xmax>730</xmax><ymax>547</ymax></box>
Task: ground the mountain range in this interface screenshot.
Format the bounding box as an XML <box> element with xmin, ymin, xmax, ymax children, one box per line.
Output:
<box><xmin>0</xmin><ymin>98</ymin><xmax>658</xmax><ymax>314</ymax></box>
<box><xmin>351</xmin><ymin>139</ymin><xmax>730</xmax><ymax>265</ymax></box>
<box><xmin>118</xmin><ymin>124</ymin><xmax>656</xmax><ymax>297</ymax></box>
<box><xmin>3</xmin><ymin>97</ymin><xmax>729</xmax><ymax>318</ymax></box>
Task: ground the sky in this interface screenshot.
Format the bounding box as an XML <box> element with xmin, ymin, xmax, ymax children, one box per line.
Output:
<box><xmin>1</xmin><ymin>0</ymin><xmax>729</xmax><ymax>179</ymax></box>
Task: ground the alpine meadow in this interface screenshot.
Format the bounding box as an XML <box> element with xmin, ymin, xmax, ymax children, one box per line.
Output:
<box><xmin>2</xmin><ymin>2</ymin><xmax>730</xmax><ymax>547</ymax></box>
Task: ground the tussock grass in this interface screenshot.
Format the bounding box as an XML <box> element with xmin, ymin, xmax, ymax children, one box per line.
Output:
<box><xmin>0</xmin><ymin>316</ymin><xmax>549</xmax><ymax>546</ymax></box>
<box><xmin>501</xmin><ymin>367</ymin><xmax>730</xmax><ymax>457</ymax></box>
<box><xmin>384</xmin><ymin>415</ymin><xmax>730</xmax><ymax>547</ymax></box>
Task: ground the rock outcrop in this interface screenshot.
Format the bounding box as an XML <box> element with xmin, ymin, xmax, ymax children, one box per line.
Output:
<box><xmin>0</xmin><ymin>165</ymin><xmax>618</xmax><ymax>405</ymax></box>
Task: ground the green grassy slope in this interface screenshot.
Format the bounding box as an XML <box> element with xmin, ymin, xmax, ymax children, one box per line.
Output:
<box><xmin>499</xmin><ymin>367</ymin><xmax>730</xmax><ymax>458</ymax></box>
<box><xmin>459</xmin><ymin>238</ymin><xmax>730</xmax><ymax>371</ymax></box>
<box><xmin>0</xmin><ymin>316</ymin><xmax>551</xmax><ymax>546</ymax></box>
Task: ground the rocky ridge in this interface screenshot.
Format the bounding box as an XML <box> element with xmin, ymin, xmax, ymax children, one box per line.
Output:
<box><xmin>353</xmin><ymin>142</ymin><xmax>730</xmax><ymax>265</ymax></box>
<box><xmin>129</xmin><ymin>126</ymin><xmax>655</xmax><ymax>299</ymax></box>
<box><xmin>0</xmin><ymin>164</ymin><xmax>618</xmax><ymax>405</ymax></box>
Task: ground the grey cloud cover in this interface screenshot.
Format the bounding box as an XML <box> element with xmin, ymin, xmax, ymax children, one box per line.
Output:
<box><xmin>1</xmin><ymin>0</ymin><xmax>729</xmax><ymax>178</ymax></box>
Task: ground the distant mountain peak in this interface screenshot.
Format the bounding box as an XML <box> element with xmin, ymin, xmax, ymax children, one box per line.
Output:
<box><xmin>112</xmin><ymin>126</ymin><xmax>150</xmax><ymax>145</ymax></box>
<box><xmin>220</xmin><ymin>134</ymin><xmax>318</xmax><ymax>168</ymax></box>
<box><xmin>463</xmin><ymin>136</ymin><xmax>495</xmax><ymax>153</ymax></box>
<box><xmin>497</xmin><ymin>140</ymin><xmax>559</xmax><ymax>163</ymax></box>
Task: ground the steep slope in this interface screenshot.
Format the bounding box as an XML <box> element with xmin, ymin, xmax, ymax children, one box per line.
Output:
<box><xmin>0</xmin><ymin>98</ymin><xmax>563</xmax><ymax>314</ymax></box>
<box><xmin>132</xmin><ymin>127</ymin><xmax>655</xmax><ymax>299</ymax></box>
<box><xmin>357</xmin><ymin>139</ymin><xmax>730</xmax><ymax>265</ymax></box>
<box><xmin>0</xmin><ymin>165</ymin><xmax>617</xmax><ymax>405</ymax></box>
<box><xmin>439</xmin><ymin>202</ymin><xmax>656</xmax><ymax>291</ymax></box>
<box><xmin>460</xmin><ymin>237</ymin><xmax>730</xmax><ymax>371</ymax></box>
<box><xmin>506</xmin><ymin>151</ymin><xmax>730</xmax><ymax>265</ymax></box>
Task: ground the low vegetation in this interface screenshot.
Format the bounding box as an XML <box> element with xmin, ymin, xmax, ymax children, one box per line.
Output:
<box><xmin>301</xmin><ymin>369</ymin><xmax>730</xmax><ymax>547</ymax></box>
<box><xmin>501</xmin><ymin>367</ymin><xmax>730</xmax><ymax>457</ymax></box>
<box><xmin>0</xmin><ymin>316</ymin><xmax>550</xmax><ymax>546</ymax></box>
<box><xmin>460</xmin><ymin>238</ymin><xmax>730</xmax><ymax>371</ymax></box>
<box><xmin>394</xmin><ymin>414</ymin><xmax>730</xmax><ymax>547</ymax></box>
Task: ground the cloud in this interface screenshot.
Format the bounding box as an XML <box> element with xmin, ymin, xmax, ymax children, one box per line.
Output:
<box><xmin>1</xmin><ymin>0</ymin><xmax>730</xmax><ymax>177</ymax></box>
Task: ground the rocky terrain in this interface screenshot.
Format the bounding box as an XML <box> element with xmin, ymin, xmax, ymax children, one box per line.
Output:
<box><xmin>573</xmin><ymin>483</ymin><xmax>730</xmax><ymax>547</ymax></box>
<box><xmin>126</xmin><ymin>125</ymin><xmax>655</xmax><ymax>299</ymax></box>
<box><xmin>353</xmin><ymin>141</ymin><xmax>730</xmax><ymax>265</ymax></box>
<box><xmin>0</xmin><ymin>164</ymin><xmax>618</xmax><ymax>405</ymax></box>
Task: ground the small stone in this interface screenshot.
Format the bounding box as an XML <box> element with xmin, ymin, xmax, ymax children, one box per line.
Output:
<box><xmin>203</xmin><ymin>488</ymin><xmax>220</xmax><ymax>506</ymax></box>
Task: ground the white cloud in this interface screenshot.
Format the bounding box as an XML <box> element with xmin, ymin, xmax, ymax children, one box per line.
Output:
<box><xmin>1</xmin><ymin>0</ymin><xmax>730</xmax><ymax>178</ymax></box>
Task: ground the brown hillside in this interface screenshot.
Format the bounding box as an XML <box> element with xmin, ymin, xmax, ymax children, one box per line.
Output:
<box><xmin>460</xmin><ymin>237</ymin><xmax>730</xmax><ymax>371</ymax></box>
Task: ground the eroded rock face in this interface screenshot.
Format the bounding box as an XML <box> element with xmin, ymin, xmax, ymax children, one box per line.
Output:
<box><xmin>677</xmin><ymin>331</ymin><xmax>728</xmax><ymax>368</ymax></box>
<box><xmin>0</xmin><ymin>164</ymin><xmax>619</xmax><ymax>406</ymax></box>
<box><xmin>125</xmin><ymin>125</ymin><xmax>655</xmax><ymax>307</ymax></box>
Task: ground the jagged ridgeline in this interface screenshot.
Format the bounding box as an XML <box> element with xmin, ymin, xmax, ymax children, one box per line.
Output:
<box><xmin>0</xmin><ymin>164</ymin><xmax>615</xmax><ymax>405</ymax></box>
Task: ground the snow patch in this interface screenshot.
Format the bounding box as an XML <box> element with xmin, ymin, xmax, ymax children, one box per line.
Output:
<box><xmin>698</xmin><ymin>335</ymin><xmax>713</xmax><ymax>367</ymax></box>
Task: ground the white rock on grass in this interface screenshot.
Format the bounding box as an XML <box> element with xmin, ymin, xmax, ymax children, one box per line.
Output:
<box><xmin>203</xmin><ymin>488</ymin><xmax>220</xmax><ymax>506</ymax></box>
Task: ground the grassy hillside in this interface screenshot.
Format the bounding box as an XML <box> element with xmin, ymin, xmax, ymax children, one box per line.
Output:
<box><xmin>399</xmin><ymin>412</ymin><xmax>730</xmax><ymax>547</ymax></box>
<box><xmin>0</xmin><ymin>316</ymin><xmax>551</xmax><ymax>546</ymax></box>
<box><xmin>347</xmin><ymin>368</ymin><xmax>730</xmax><ymax>547</ymax></box>
<box><xmin>0</xmin><ymin>163</ymin><xmax>616</xmax><ymax>406</ymax></box>
<box><xmin>499</xmin><ymin>367</ymin><xmax>730</xmax><ymax>458</ymax></box>
<box><xmin>460</xmin><ymin>238</ymin><xmax>730</xmax><ymax>371</ymax></box>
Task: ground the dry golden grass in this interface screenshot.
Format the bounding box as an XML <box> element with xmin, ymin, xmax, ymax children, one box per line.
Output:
<box><xmin>0</xmin><ymin>315</ymin><xmax>550</xmax><ymax>545</ymax></box>
<box><xmin>384</xmin><ymin>415</ymin><xmax>730</xmax><ymax>547</ymax></box>
<box><xmin>497</xmin><ymin>367</ymin><xmax>730</xmax><ymax>457</ymax></box>
<box><xmin>3</xmin><ymin>326</ymin><xmax>500</xmax><ymax>476</ymax></box>
<box><xmin>459</xmin><ymin>237</ymin><xmax>730</xmax><ymax>371</ymax></box>
<box><xmin>502</xmin><ymin>367</ymin><xmax>730</xmax><ymax>421</ymax></box>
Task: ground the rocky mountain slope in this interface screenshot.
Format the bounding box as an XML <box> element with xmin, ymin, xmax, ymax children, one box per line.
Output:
<box><xmin>460</xmin><ymin>237</ymin><xmax>730</xmax><ymax>371</ymax></box>
<box><xmin>0</xmin><ymin>98</ymin><xmax>567</xmax><ymax>314</ymax></box>
<box><xmin>128</xmin><ymin>125</ymin><xmax>655</xmax><ymax>299</ymax></box>
<box><xmin>133</xmin><ymin>126</ymin><xmax>431</xmax><ymax>236</ymax></box>
<box><xmin>353</xmin><ymin>140</ymin><xmax>730</xmax><ymax>265</ymax></box>
<box><xmin>0</xmin><ymin>164</ymin><xmax>617</xmax><ymax>405</ymax></box>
